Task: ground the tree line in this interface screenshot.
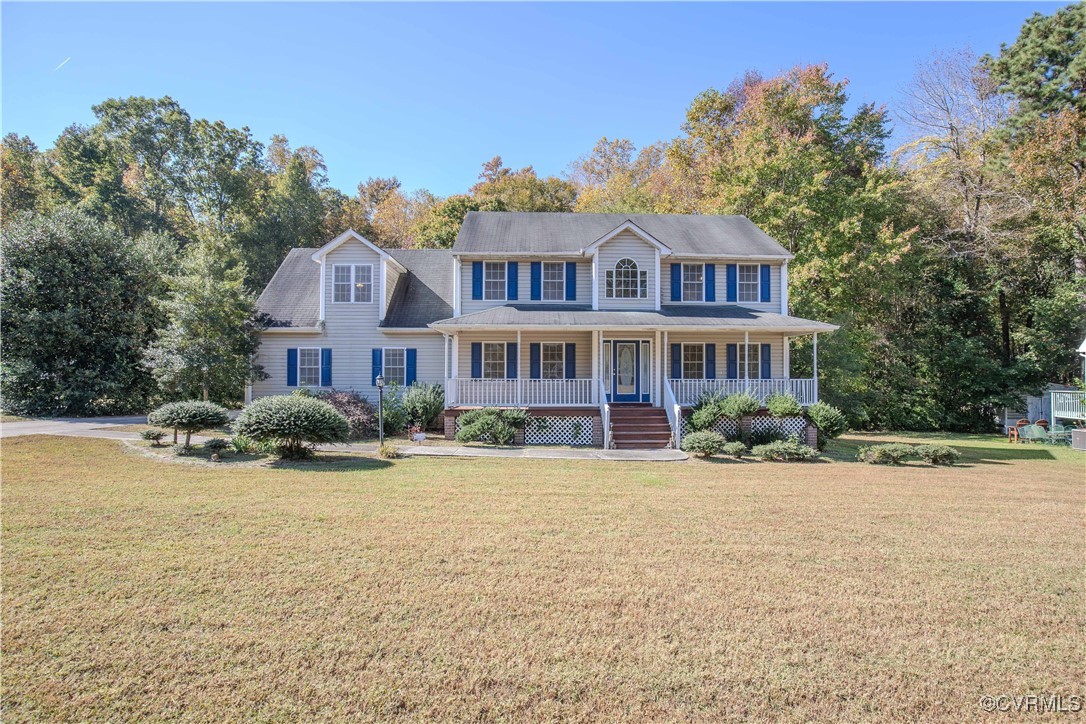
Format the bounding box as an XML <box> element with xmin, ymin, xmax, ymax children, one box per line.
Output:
<box><xmin>1</xmin><ymin>3</ymin><xmax>1082</xmax><ymax>428</ymax></box>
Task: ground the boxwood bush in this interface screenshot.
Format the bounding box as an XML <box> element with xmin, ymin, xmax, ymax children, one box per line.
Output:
<box><xmin>721</xmin><ymin>441</ymin><xmax>749</xmax><ymax>459</ymax></box>
<box><xmin>680</xmin><ymin>430</ymin><xmax>727</xmax><ymax>457</ymax></box>
<box><xmin>232</xmin><ymin>395</ymin><xmax>349</xmax><ymax>459</ymax></box>
<box><xmin>806</xmin><ymin>402</ymin><xmax>848</xmax><ymax>450</ymax></box>
<box><xmin>751</xmin><ymin>439</ymin><xmax>819</xmax><ymax>462</ymax></box>
<box><xmin>720</xmin><ymin>391</ymin><xmax>761</xmax><ymax>420</ymax></box>
<box><xmin>765</xmin><ymin>392</ymin><xmax>804</xmax><ymax>417</ymax></box>
<box><xmin>455</xmin><ymin>408</ymin><xmax>528</xmax><ymax>445</ymax></box>
<box><xmin>915</xmin><ymin>444</ymin><xmax>960</xmax><ymax>466</ymax></box>
<box><xmin>148</xmin><ymin>401</ymin><xmax>230</xmax><ymax>447</ymax></box>
<box><xmin>857</xmin><ymin>443</ymin><xmax>914</xmax><ymax>465</ymax></box>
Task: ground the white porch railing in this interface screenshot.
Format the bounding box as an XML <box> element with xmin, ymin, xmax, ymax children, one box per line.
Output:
<box><xmin>663</xmin><ymin>377</ymin><xmax>681</xmax><ymax>449</ymax></box>
<box><xmin>668</xmin><ymin>378</ymin><xmax>818</xmax><ymax>407</ymax></box>
<box><xmin>1052</xmin><ymin>391</ymin><xmax>1086</xmax><ymax>421</ymax></box>
<box><xmin>599</xmin><ymin>378</ymin><xmax>612</xmax><ymax>449</ymax></box>
<box><xmin>446</xmin><ymin>378</ymin><xmax>596</xmax><ymax>407</ymax></box>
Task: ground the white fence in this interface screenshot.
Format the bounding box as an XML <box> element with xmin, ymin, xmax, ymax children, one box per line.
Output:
<box><xmin>668</xmin><ymin>378</ymin><xmax>818</xmax><ymax>406</ymax></box>
<box><xmin>663</xmin><ymin>378</ymin><xmax>681</xmax><ymax>449</ymax></box>
<box><xmin>1051</xmin><ymin>391</ymin><xmax>1086</xmax><ymax>421</ymax></box>
<box><xmin>447</xmin><ymin>378</ymin><xmax>596</xmax><ymax>407</ymax></box>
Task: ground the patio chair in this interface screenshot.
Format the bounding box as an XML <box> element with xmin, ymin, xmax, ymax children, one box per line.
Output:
<box><xmin>1036</xmin><ymin>419</ymin><xmax>1050</xmax><ymax>430</ymax></box>
<box><xmin>1019</xmin><ymin>424</ymin><xmax>1050</xmax><ymax>444</ymax></box>
<box><xmin>1047</xmin><ymin>423</ymin><xmax>1072</xmax><ymax>445</ymax></box>
<box><xmin>1008</xmin><ymin>418</ymin><xmax>1030</xmax><ymax>443</ymax></box>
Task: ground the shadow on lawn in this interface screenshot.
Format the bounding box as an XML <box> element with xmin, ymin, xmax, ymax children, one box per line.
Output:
<box><xmin>268</xmin><ymin>454</ymin><xmax>394</xmax><ymax>473</ymax></box>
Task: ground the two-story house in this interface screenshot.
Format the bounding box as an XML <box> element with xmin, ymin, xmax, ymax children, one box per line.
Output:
<box><xmin>252</xmin><ymin>212</ymin><xmax>837</xmax><ymax>449</ymax></box>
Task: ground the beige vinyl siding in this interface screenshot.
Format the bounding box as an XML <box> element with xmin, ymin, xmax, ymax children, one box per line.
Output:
<box><xmin>383</xmin><ymin>261</ymin><xmax>400</xmax><ymax>319</ymax></box>
<box><xmin>596</xmin><ymin>231</ymin><xmax>657</xmax><ymax>310</ymax></box>
<box><xmin>664</xmin><ymin>332</ymin><xmax>787</xmax><ymax>379</ymax></box>
<box><xmin>664</xmin><ymin>260</ymin><xmax>781</xmax><ymax>312</ymax></box>
<box><xmin>455</xmin><ymin>331</ymin><xmax>594</xmax><ymax>379</ymax></box>
<box><xmin>458</xmin><ymin>259</ymin><xmax>592</xmax><ymax>315</ymax></box>
<box><xmin>253</xmin><ymin>238</ymin><xmax>447</xmax><ymax>399</ymax></box>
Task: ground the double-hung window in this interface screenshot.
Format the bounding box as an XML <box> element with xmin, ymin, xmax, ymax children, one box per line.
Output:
<box><xmin>483</xmin><ymin>262</ymin><xmax>506</xmax><ymax>301</ymax></box>
<box><xmin>606</xmin><ymin>258</ymin><xmax>647</xmax><ymax>299</ymax></box>
<box><xmin>738</xmin><ymin>343</ymin><xmax>762</xmax><ymax>379</ymax></box>
<box><xmin>482</xmin><ymin>342</ymin><xmax>506</xmax><ymax>379</ymax></box>
<box><xmin>542</xmin><ymin>262</ymin><xmax>565</xmax><ymax>301</ymax></box>
<box><xmin>541</xmin><ymin>343</ymin><xmax>564</xmax><ymax>379</ymax></box>
<box><xmin>738</xmin><ymin>264</ymin><xmax>760</xmax><ymax>303</ymax></box>
<box><xmin>298</xmin><ymin>348</ymin><xmax>321</xmax><ymax>386</ymax></box>
<box><xmin>682</xmin><ymin>344</ymin><xmax>705</xmax><ymax>379</ymax></box>
<box><xmin>383</xmin><ymin>348</ymin><xmax>406</xmax><ymax>385</ymax></box>
<box><xmin>332</xmin><ymin>264</ymin><xmax>373</xmax><ymax>303</ymax></box>
<box><xmin>682</xmin><ymin>264</ymin><xmax>704</xmax><ymax>302</ymax></box>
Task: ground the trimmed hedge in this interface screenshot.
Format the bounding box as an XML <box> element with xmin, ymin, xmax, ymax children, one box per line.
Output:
<box><xmin>857</xmin><ymin>443</ymin><xmax>915</xmax><ymax>465</ymax></box>
<box><xmin>148</xmin><ymin>401</ymin><xmax>230</xmax><ymax>447</ymax></box>
<box><xmin>751</xmin><ymin>439</ymin><xmax>819</xmax><ymax>461</ymax></box>
<box><xmin>765</xmin><ymin>392</ymin><xmax>804</xmax><ymax>417</ymax></box>
<box><xmin>455</xmin><ymin>408</ymin><xmax>528</xmax><ymax>445</ymax></box>
<box><xmin>681</xmin><ymin>430</ymin><xmax>727</xmax><ymax>457</ymax></box>
<box><xmin>232</xmin><ymin>395</ymin><xmax>349</xmax><ymax>459</ymax></box>
<box><xmin>915</xmin><ymin>444</ymin><xmax>960</xmax><ymax>466</ymax></box>
<box><xmin>807</xmin><ymin>402</ymin><xmax>847</xmax><ymax>450</ymax></box>
<box><xmin>721</xmin><ymin>441</ymin><xmax>749</xmax><ymax>459</ymax></box>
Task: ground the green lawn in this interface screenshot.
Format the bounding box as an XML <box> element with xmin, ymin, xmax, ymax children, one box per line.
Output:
<box><xmin>2</xmin><ymin>432</ymin><xmax>1083</xmax><ymax>720</ymax></box>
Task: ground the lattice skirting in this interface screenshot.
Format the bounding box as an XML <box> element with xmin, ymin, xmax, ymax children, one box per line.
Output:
<box><xmin>680</xmin><ymin>416</ymin><xmax>740</xmax><ymax>441</ymax></box>
<box><xmin>525</xmin><ymin>416</ymin><xmax>595</xmax><ymax>446</ymax></box>
<box><xmin>751</xmin><ymin>415</ymin><xmax>807</xmax><ymax>440</ymax></box>
<box><xmin>454</xmin><ymin>414</ymin><xmax>596</xmax><ymax>446</ymax></box>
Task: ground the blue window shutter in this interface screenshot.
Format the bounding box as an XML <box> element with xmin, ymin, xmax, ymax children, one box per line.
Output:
<box><xmin>320</xmin><ymin>348</ymin><xmax>332</xmax><ymax>387</ymax></box>
<box><xmin>565</xmin><ymin>343</ymin><xmax>576</xmax><ymax>379</ymax></box>
<box><xmin>506</xmin><ymin>342</ymin><xmax>517</xmax><ymax>379</ymax></box>
<box><xmin>726</xmin><ymin>344</ymin><xmax>738</xmax><ymax>378</ymax></box>
<box><xmin>406</xmin><ymin>348</ymin><xmax>417</xmax><ymax>386</ymax></box>
<box><xmin>760</xmin><ymin>265</ymin><xmax>771</xmax><ymax>302</ymax></box>
<box><xmin>286</xmin><ymin>348</ymin><xmax>298</xmax><ymax>387</ymax></box>
<box><xmin>705</xmin><ymin>264</ymin><xmax>716</xmax><ymax>302</ymax></box>
<box><xmin>530</xmin><ymin>262</ymin><xmax>542</xmax><ymax>300</ymax></box>
<box><xmin>565</xmin><ymin>262</ymin><xmax>577</xmax><ymax>301</ymax></box>
<box><xmin>671</xmin><ymin>264</ymin><xmax>682</xmax><ymax>302</ymax></box>
<box><xmin>507</xmin><ymin>262</ymin><xmax>518</xmax><ymax>300</ymax></box>
<box><xmin>726</xmin><ymin>264</ymin><xmax>738</xmax><ymax>302</ymax></box>
<box><xmin>471</xmin><ymin>262</ymin><xmax>483</xmax><ymax>300</ymax></box>
<box><xmin>671</xmin><ymin>344</ymin><xmax>682</xmax><ymax>379</ymax></box>
<box><xmin>705</xmin><ymin>344</ymin><xmax>716</xmax><ymax>379</ymax></box>
<box><xmin>371</xmin><ymin>348</ymin><xmax>383</xmax><ymax>386</ymax></box>
<box><xmin>761</xmin><ymin>343</ymin><xmax>771</xmax><ymax>379</ymax></box>
<box><xmin>529</xmin><ymin>343</ymin><xmax>541</xmax><ymax>379</ymax></box>
<box><xmin>471</xmin><ymin>343</ymin><xmax>482</xmax><ymax>378</ymax></box>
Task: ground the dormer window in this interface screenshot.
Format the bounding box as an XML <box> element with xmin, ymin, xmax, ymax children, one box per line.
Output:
<box><xmin>605</xmin><ymin>258</ymin><xmax>647</xmax><ymax>299</ymax></box>
<box><xmin>332</xmin><ymin>264</ymin><xmax>373</xmax><ymax>303</ymax></box>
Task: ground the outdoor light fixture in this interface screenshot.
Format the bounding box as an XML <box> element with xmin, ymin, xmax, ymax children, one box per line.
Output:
<box><xmin>375</xmin><ymin>374</ymin><xmax>385</xmax><ymax>446</ymax></box>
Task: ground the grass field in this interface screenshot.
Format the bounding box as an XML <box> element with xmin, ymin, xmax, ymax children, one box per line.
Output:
<box><xmin>2</xmin><ymin>433</ymin><xmax>1083</xmax><ymax>720</ymax></box>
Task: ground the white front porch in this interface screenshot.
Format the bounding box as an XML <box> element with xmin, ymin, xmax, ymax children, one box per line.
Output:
<box><xmin>667</xmin><ymin>378</ymin><xmax>818</xmax><ymax>406</ymax></box>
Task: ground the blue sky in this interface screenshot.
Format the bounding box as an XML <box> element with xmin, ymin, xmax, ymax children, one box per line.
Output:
<box><xmin>1</xmin><ymin>2</ymin><xmax>1061</xmax><ymax>197</ymax></box>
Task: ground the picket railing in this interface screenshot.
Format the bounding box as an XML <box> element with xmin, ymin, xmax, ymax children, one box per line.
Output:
<box><xmin>668</xmin><ymin>378</ymin><xmax>818</xmax><ymax>406</ymax></box>
<box><xmin>446</xmin><ymin>378</ymin><xmax>596</xmax><ymax>407</ymax></box>
<box><xmin>663</xmin><ymin>377</ymin><xmax>682</xmax><ymax>449</ymax></box>
<box><xmin>1051</xmin><ymin>391</ymin><xmax>1086</xmax><ymax>421</ymax></box>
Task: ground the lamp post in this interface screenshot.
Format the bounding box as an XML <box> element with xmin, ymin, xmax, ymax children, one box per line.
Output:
<box><xmin>375</xmin><ymin>374</ymin><xmax>385</xmax><ymax>446</ymax></box>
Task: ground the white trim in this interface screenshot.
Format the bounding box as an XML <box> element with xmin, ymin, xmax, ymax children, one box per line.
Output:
<box><xmin>654</xmin><ymin>330</ymin><xmax>662</xmax><ymax>404</ymax></box>
<box><xmin>784</xmin><ymin>336</ymin><xmax>791</xmax><ymax>377</ymax></box>
<box><xmin>311</xmin><ymin>228</ymin><xmax>406</xmax><ymax>272</ymax></box>
<box><xmin>654</xmin><ymin>248</ymin><xmax>662</xmax><ymax>310</ymax></box>
<box><xmin>737</xmin><ymin>263</ymin><xmax>761</xmax><ymax>304</ymax></box>
<box><xmin>541</xmin><ymin>261</ymin><xmax>566</xmax><ymax>302</ymax></box>
<box><xmin>297</xmin><ymin>346</ymin><xmax>323</xmax><ymax>387</ymax></box>
<box><xmin>451</xmin><ymin>335</ymin><xmax>459</xmax><ymax>379</ymax></box>
<box><xmin>482</xmin><ymin>261</ymin><xmax>508</xmax><ymax>302</ymax></box>
<box><xmin>680</xmin><ymin>262</ymin><xmax>706</xmax><ymax>303</ymax></box>
<box><xmin>378</xmin><ymin>258</ymin><xmax>387</xmax><ymax>322</ymax></box>
<box><xmin>453</xmin><ymin>257</ymin><xmax>462</xmax><ymax>317</ymax></box>
<box><xmin>604</xmin><ymin>257</ymin><xmax>648</xmax><ymax>300</ymax></box>
<box><xmin>431</xmin><ymin>323</ymin><xmax>837</xmax><ymax>334</ymax></box>
<box><xmin>539</xmin><ymin>340</ymin><xmax>566</xmax><ymax>381</ymax></box>
<box><xmin>379</xmin><ymin>327</ymin><xmax>442</xmax><ymax>334</ymax></box>
<box><xmin>582</xmin><ymin>220</ymin><xmax>673</xmax><ymax>255</ymax></box>
<box><xmin>381</xmin><ymin>346</ymin><xmax>408</xmax><ymax>386</ymax></box>
<box><xmin>319</xmin><ymin>259</ymin><xmax>326</xmax><ymax>321</ymax></box>
<box><xmin>680</xmin><ymin>342</ymin><xmax>707</xmax><ymax>380</ymax></box>
<box><xmin>481</xmin><ymin>340</ymin><xmax>507</xmax><ymax>380</ymax></box>
<box><xmin>263</xmin><ymin>326</ymin><xmax>323</xmax><ymax>334</ymax></box>
<box><xmin>591</xmin><ymin>253</ymin><xmax>599</xmax><ymax>310</ymax></box>
<box><xmin>331</xmin><ymin>263</ymin><xmax>375</xmax><ymax>304</ymax></box>
<box><xmin>780</xmin><ymin>260</ymin><xmax>789</xmax><ymax>314</ymax></box>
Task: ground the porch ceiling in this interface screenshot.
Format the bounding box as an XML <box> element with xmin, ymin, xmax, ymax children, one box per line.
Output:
<box><xmin>430</xmin><ymin>304</ymin><xmax>838</xmax><ymax>334</ymax></box>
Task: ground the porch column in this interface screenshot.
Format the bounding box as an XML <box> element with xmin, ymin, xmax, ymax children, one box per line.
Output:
<box><xmin>516</xmin><ymin>330</ymin><xmax>523</xmax><ymax>406</ymax></box>
<box><xmin>784</xmin><ymin>336</ymin><xmax>790</xmax><ymax>379</ymax></box>
<box><xmin>744</xmin><ymin>331</ymin><xmax>750</xmax><ymax>392</ymax></box>
<box><xmin>654</xmin><ymin>330</ymin><xmax>662</xmax><ymax>405</ymax></box>
<box><xmin>442</xmin><ymin>333</ymin><xmax>451</xmax><ymax>407</ymax></box>
<box><xmin>591</xmin><ymin>330</ymin><xmax>599</xmax><ymax>403</ymax></box>
<box><xmin>813</xmin><ymin>333</ymin><xmax>819</xmax><ymax>402</ymax></box>
<box><xmin>662</xmin><ymin>330</ymin><xmax>669</xmax><ymax>388</ymax></box>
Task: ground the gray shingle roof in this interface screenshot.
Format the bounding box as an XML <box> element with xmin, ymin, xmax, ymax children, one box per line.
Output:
<box><xmin>256</xmin><ymin>248</ymin><xmax>320</xmax><ymax>328</ymax></box>
<box><xmin>430</xmin><ymin>304</ymin><xmax>837</xmax><ymax>333</ymax></box>
<box><xmin>454</xmin><ymin>212</ymin><xmax>791</xmax><ymax>257</ymax></box>
<box><xmin>383</xmin><ymin>249</ymin><xmax>454</xmax><ymax>327</ymax></box>
<box><xmin>256</xmin><ymin>247</ymin><xmax>455</xmax><ymax>329</ymax></box>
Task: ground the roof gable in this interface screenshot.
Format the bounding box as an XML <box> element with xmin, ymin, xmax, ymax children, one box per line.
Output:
<box><xmin>583</xmin><ymin>220</ymin><xmax>672</xmax><ymax>255</ymax></box>
<box><xmin>311</xmin><ymin>228</ymin><xmax>406</xmax><ymax>272</ymax></box>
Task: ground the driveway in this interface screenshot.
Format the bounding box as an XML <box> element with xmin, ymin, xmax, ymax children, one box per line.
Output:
<box><xmin>0</xmin><ymin>416</ymin><xmax>148</xmax><ymax>440</ymax></box>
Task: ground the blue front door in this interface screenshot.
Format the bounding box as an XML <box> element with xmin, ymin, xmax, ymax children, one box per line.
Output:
<box><xmin>611</xmin><ymin>341</ymin><xmax>640</xmax><ymax>402</ymax></box>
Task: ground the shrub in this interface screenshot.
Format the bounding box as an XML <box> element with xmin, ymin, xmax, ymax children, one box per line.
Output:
<box><xmin>148</xmin><ymin>401</ymin><xmax>230</xmax><ymax>447</ymax></box>
<box><xmin>915</xmin><ymin>444</ymin><xmax>960</xmax><ymax>466</ymax></box>
<box><xmin>377</xmin><ymin>382</ymin><xmax>408</xmax><ymax>436</ymax></box>
<box><xmin>689</xmin><ymin>391</ymin><xmax>726</xmax><ymax>432</ymax></box>
<box><xmin>172</xmin><ymin>443</ymin><xmax>193</xmax><ymax>456</ymax></box>
<box><xmin>857</xmin><ymin>443</ymin><xmax>914</xmax><ymax>465</ymax></box>
<box><xmin>720</xmin><ymin>391</ymin><xmax>762</xmax><ymax>420</ymax></box>
<box><xmin>721</xmin><ymin>441</ymin><xmax>749</xmax><ymax>459</ymax></box>
<box><xmin>316</xmin><ymin>389</ymin><xmax>378</xmax><ymax>439</ymax></box>
<box><xmin>230</xmin><ymin>435</ymin><xmax>255</xmax><ymax>454</ymax></box>
<box><xmin>204</xmin><ymin>438</ymin><xmax>230</xmax><ymax>453</ymax></box>
<box><xmin>807</xmin><ymin>402</ymin><xmax>848</xmax><ymax>450</ymax></box>
<box><xmin>748</xmin><ymin>426</ymin><xmax>787</xmax><ymax>447</ymax></box>
<box><xmin>377</xmin><ymin>442</ymin><xmax>401</xmax><ymax>459</ymax></box>
<box><xmin>765</xmin><ymin>392</ymin><xmax>803</xmax><ymax>417</ymax></box>
<box><xmin>751</xmin><ymin>439</ymin><xmax>819</xmax><ymax>462</ymax></box>
<box><xmin>455</xmin><ymin>408</ymin><xmax>526</xmax><ymax>445</ymax></box>
<box><xmin>681</xmin><ymin>430</ymin><xmax>727</xmax><ymax>457</ymax></box>
<box><xmin>232</xmin><ymin>395</ymin><xmax>350</xmax><ymax>459</ymax></box>
<box><xmin>140</xmin><ymin>428</ymin><xmax>166</xmax><ymax>445</ymax></box>
<box><xmin>402</xmin><ymin>383</ymin><xmax>445</xmax><ymax>430</ymax></box>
